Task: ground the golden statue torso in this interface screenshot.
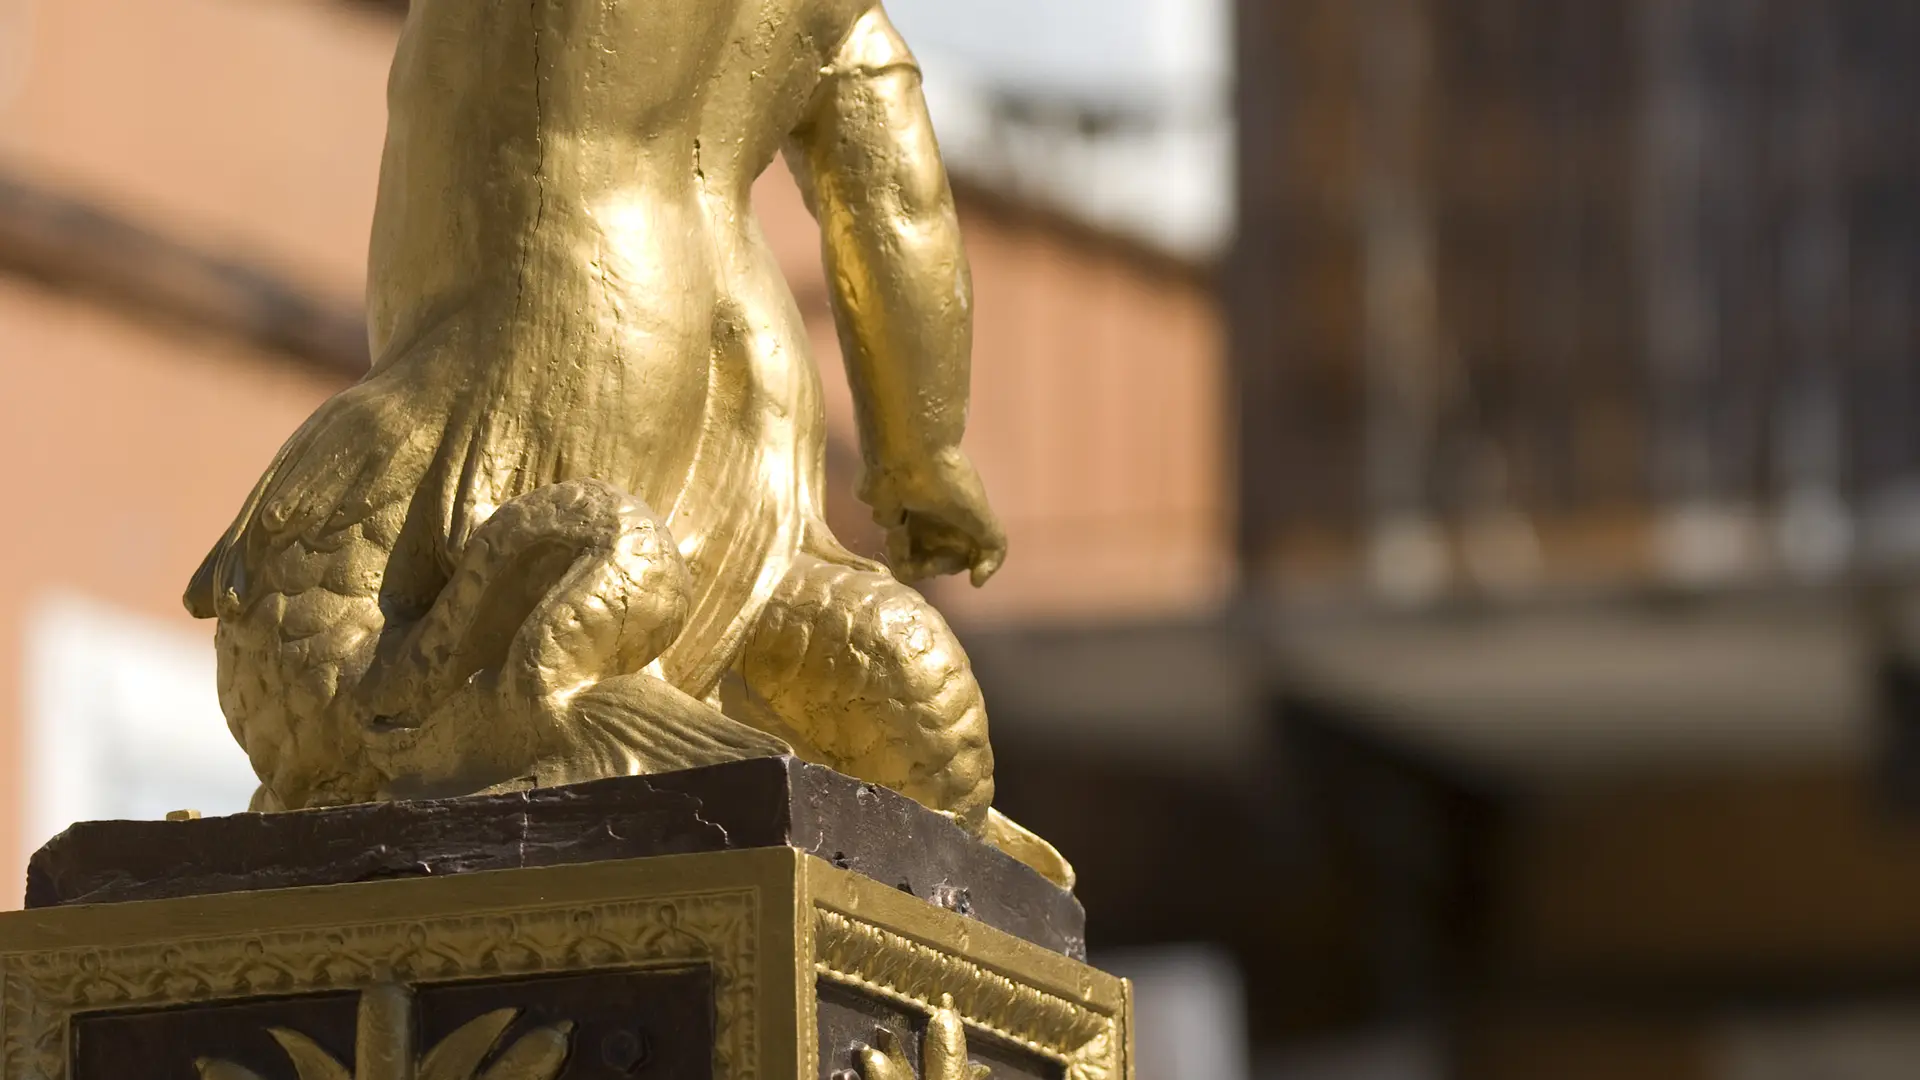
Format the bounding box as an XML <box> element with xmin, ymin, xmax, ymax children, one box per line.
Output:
<box><xmin>367</xmin><ymin>0</ymin><xmax>863</xmax><ymax>497</ymax></box>
<box><xmin>362</xmin><ymin>0</ymin><xmax>868</xmax><ymax>629</ymax></box>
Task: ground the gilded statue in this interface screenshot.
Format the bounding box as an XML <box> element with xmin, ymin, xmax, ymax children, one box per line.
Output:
<box><xmin>184</xmin><ymin>0</ymin><xmax>1072</xmax><ymax>888</ymax></box>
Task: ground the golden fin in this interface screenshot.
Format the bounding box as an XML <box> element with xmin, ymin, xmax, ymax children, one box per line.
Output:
<box><xmin>984</xmin><ymin>809</ymin><xmax>1076</xmax><ymax>891</ymax></box>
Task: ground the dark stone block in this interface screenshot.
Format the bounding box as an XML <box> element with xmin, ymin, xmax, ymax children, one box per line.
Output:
<box><xmin>26</xmin><ymin>757</ymin><xmax>1085</xmax><ymax>959</ymax></box>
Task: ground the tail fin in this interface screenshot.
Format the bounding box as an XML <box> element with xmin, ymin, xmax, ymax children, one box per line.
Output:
<box><xmin>985</xmin><ymin>809</ymin><xmax>1076</xmax><ymax>891</ymax></box>
<box><xmin>183</xmin><ymin>542</ymin><xmax>224</xmax><ymax>619</ymax></box>
<box><xmin>560</xmin><ymin>673</ymin><xmax>793</xmax><ymax>779</ymax></box>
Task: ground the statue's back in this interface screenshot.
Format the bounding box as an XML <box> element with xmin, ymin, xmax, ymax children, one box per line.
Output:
<box><xmin>368</xmin><ymin>0</ymin><xmax>861</xmax><ymax>364</ymax></box>
<box><xmin>344</xmin><ymin>0</ymin><xmax>874</xmax><ymax>586</ymax></box>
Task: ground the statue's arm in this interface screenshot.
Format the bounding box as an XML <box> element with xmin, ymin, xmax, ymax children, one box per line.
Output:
<box><xmin>786</xmin><ymin>5</ymin><xmax>1006</xmax><ymax>585</ymax></box>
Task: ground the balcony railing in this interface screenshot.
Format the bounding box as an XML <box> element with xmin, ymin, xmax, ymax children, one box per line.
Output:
<box><xmin>1234</xmin><ymin>0</ymin><xmax>1920</xmax><ymax>602</ymax></box>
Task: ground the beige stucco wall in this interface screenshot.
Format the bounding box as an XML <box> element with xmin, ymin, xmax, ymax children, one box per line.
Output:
<box><xmin>0</xmin><ymin>0</ymin><xmax>393</xmax><ymax>304</ymax></box>
<box><xmin>0</xmin><ymin>0</ymin><xmax>1228</xmax><ymax>880</ymax></box>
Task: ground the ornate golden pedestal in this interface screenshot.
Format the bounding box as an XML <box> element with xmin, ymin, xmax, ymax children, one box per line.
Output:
<box><xmin>0</xmin><ymin>798</ymin><xmax>1129</xmax><ymax>1080</ymax></box>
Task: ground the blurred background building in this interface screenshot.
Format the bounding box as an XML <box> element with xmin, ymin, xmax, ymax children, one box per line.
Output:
<box><xmin>5</xmin><ymin>0</ymin><xmax>1920</xmax><ymax>1078</ymax></box>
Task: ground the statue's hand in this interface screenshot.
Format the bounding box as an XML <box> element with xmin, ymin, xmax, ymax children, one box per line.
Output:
<box><xmin>862</xmin><ymin>450</ymin><xmax>1007</xmax><ymax>587</ymax></box>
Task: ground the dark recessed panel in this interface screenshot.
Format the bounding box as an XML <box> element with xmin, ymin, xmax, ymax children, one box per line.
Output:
<box><xmin>70</xmin><ymin>968</ymin><xmax>713</xmax><ymax>1080</ymax></box>
<box><xmin>72</xmin><ymin>991</ymin><xmax>358</xmax><ymax>1080</ymax></box>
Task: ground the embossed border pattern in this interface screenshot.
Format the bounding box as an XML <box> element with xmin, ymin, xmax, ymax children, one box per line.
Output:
<box><xmin>813</xmin><ymin>909</ymin><xmax>1119</xmax><ymax>1080</ymax></box>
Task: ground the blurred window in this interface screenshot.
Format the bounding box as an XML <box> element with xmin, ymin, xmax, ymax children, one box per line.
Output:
<box><xmin>1260</xmin><ymin>1029</ymin><xmax>1440</xmax><ymax>1080</ymax></box>
<box><xmin>1097</xmin><ymin>945</ymin><xmax>1251</xmax><ymax>1080</ymax></box>
<box><xmin>884</xmin><ymin>0</ymin><xmax>1233</xmax><ymax>258</ymax></box>
<box><xmin>22</xmin><ymin>592</ymin><xmax>256</xmax><ymax>857</ymax></box>
<box><xmin>1720</xmin><ymin>1008</ymin><xmax>1920</xmax><ymax>1080</ymax></box>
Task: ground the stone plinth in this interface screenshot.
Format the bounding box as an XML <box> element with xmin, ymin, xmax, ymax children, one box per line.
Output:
<box><xmin>1</xmin><ymin>759</ymin><xmax>1130</xmax><ymax>1080</ymax></box>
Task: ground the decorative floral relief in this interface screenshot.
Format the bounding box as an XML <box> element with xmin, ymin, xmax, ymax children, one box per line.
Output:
<box><xmin>194</xmin><ymin>986</ymin><xmax>572</xmax><ymax>1080</ymax></box>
